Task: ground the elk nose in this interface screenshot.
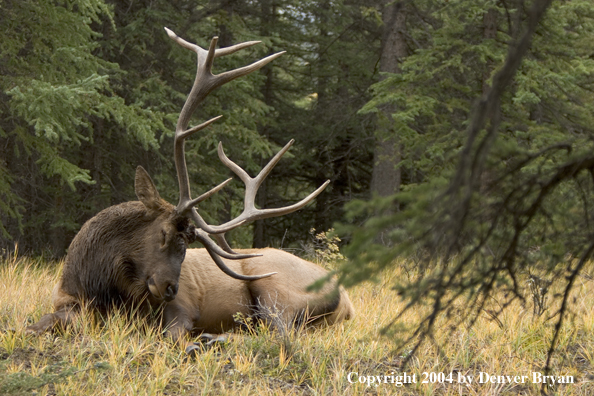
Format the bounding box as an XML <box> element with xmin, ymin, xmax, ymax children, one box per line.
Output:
<box><xmin>164</xmin><ymin>283</ymin><xmax>179</xmax><ymax>302</ymax></box>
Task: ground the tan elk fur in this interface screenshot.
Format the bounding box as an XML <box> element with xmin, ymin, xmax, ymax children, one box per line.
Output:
<box><xmin>165</xmin><ymin>248</ymin><xmax>354</xmax><ymax>341</ymax></box>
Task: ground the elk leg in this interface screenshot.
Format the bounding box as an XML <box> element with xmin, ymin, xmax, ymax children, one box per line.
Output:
<box><xmin>168</xmin><ymin>324</ymin><xmax>202</xmax><ymax>356</ymax></box>
<box><xmin>162</xmin><ymin>303</ymin><xmax>202</xmax><ymax>355</ymax></box>
<box><xmin>25</xmin><ymin>305</ymin><xmax>79</xmax><ymax>335</ymax></box>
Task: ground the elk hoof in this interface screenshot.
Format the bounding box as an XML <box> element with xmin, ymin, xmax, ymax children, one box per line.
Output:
<box><xmin>185</xmin><ymin>343</ymin><xmax>206</xmax><ymax>357</ymax></box>
<box><xmin>199</xmin><ymin>333</ymin><xmax>228</xmax><ymax>346</ymax></box>
<box><xmin>184</xmin><ymin>334</ymin><xmax>229</xmax><ymax>357</ymax></box>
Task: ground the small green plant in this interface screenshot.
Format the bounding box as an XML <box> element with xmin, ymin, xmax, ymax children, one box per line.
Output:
<box><xmin>306</xmin><ymin>228</ymin><xmax>345</xmax><ymax>267</ymax></box>
<box><xmin>527</xmin><ymin>274</ymin><xmax>552</xmax><ymax>317</ymax></box>
<box><xmin>0</xmin><ymin>361</ymin><xmax>110</xmax><ymax>395</ymax></box>
<box><xmin>232</xmin><ymin>311</ymin><xmax>255</xmax><ymax>331</ymax></box>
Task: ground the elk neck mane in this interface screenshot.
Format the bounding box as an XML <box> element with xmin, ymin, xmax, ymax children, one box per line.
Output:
<box><xmin>60</xmin><ymin>200</ymin><xmax>175</xmax><ymax>308</ymax></box>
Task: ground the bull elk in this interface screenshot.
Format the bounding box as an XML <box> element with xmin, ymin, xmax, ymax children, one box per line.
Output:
<box><xmin>26</xmin><ymin>28</ymin><xmax>354</xmax><ymax>352</ymax></box>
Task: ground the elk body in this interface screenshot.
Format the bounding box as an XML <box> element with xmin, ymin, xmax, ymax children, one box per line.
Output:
<box><xmin>166</xmin><ymin>248</ymin><xmax>353</xmax><ymax>344</ymax></box>
<box><xmin>26</xmin><ymin>29</ymin><xmax>354</xmax><ymax>349</ymax></box>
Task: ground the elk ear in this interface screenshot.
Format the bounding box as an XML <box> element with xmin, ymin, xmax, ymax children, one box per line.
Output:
<box><xmin>135</xmin><ymin>166</ymin><xmax>162</xmax><ymax>211</ymax></box>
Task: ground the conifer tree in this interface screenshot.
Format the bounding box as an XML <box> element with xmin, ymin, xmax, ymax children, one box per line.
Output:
<box><xmin>342</xmin><ymin>0</ymin><xmax>594</xmax><ymax>367</ymax></box>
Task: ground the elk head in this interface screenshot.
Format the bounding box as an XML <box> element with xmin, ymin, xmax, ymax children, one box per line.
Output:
<box><xmin>159</xmin><ymin>28</ymin><xmax>329</xmax><ymax>281</ymax></box>
<box><xmin>133</xmin><ymin>166</ymin><xmax>195</xmax><ymax>302</ymax></box>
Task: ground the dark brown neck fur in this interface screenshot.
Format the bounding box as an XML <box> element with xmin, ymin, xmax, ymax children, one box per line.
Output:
<box><xmin>60</xmin><ymin>201</ymin><xmax>163</xmax><ymax>308</ymax></box>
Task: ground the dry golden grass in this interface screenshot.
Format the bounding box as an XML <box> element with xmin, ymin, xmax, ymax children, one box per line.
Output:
<box><xmin>1</xmin><ymin>252</ymin><xmax>593</xmax><ymax>395</ymax></box>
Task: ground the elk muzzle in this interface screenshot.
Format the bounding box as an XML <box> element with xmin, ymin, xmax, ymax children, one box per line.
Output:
<box><xmin>147</xmin><ymin>277</ymin><xmax>179</xmax><ymax>302</ymax></box>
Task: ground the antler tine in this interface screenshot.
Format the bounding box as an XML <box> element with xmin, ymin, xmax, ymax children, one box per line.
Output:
<box><xmin>254</xmin><ymin>139</ymin><xmax>294</xmax><ymax>186</ymax></box>
<box><xmin>188</xmin><ymin>178</ymin><xmax>232</xmax><ymax>207</ymax></box>
<box><xmin>194</xmin><ymin>229</ymin><xmax>261</xmax><ymax>260</ymax></box>
<box><xmin>216</xmin><ymin>51</ymin><xmax>285</xmax><ymax>87</ymax></box>
<box><xmin>215</xmin><ymin>41</ymin><xmax>261</xmax><ymax>57</ymax></box>
<box><xmin>217</xmin><ymin>142</ymin><xmax>251</xmax><ymax>184</ymax></box>
<box><xmin>178</xmin><ymin>115</ymin><xmax>223</xmax><ymax>141</ymax></box>
<box><xmin>201</xmin><ymin>142</ymin><xmax>330</xmax><ymax>234</ymax></box>
<box><xmin>195</xmin><ymin>229</ymin><xmax>277</xmax><ymax>280</ymax></box>
<box><xmin>204</xmin><ymin>37</ymin><xmax>218</xmax><ymax>74</ymax></box>
<box><xmin>218</xmin><ymin>140</ymin><xmax>294</xmax><ymax>188</ymax></box>
<box><xmin>164</xmin><ymin>27</ymin><xmax>199</xmax><ymax>53</ymax></box>
<box><xmin>212</xmin><ymin>233</ymin><xmax>241</xmax><ymax>255</ymax></box>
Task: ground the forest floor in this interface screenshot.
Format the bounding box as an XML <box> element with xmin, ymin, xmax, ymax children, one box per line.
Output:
<box><xmin>0</xmin><ymin>252</ymin><xmax>593</xmax><ymax>395</ymax></box>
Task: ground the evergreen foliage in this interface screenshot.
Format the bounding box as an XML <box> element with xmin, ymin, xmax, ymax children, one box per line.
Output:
<box><xmin>1</xmin><ymin>0</ymin><xmax>165</xmax><ymax>251</ymax></box>
<box><xmin>0</xmin><ymin>0</ymin><xmax>379</xmax><ymax>254</ymax></box>
<box><xmin>341</xmin><ymin>0</ymin><xmax>594</xmax><ymax>367</ymax></box>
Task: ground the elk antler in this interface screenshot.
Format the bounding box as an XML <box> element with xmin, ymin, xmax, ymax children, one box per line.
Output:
<box><xmin>209</xmin><ymin>140</ymin><xmax>330</xmax><ymax>233</ymax></box>
<box><xmin>165</xmin><ymin>28</ymin><xmax>329</xmax><ymax>280</ymax></box>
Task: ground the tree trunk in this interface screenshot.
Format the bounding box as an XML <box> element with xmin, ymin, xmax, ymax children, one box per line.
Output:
<box><xmin>50</xmin><ymin>184</ymin><xmax>68</xmax><ymax>257</ymax></box>
<box><xmin>310</xmin><ymin>0</ymin><xmax>333</xmax><ymax>232</ymax></box>
<box><xmin>482</xmin><ymin>7</ymin><xmax>498</xmax><ymax>96</ymax></box>
<box><xmin>253</xmin><ymin>0</ymin><xmax>276</xmax><ymax>248</ymax></box>
<box><xmin>217</xmin><ymin>0</ymin><xmax>235</xmax><ymax>48</ymax></box>
<box><xmin>370</xmin><ymin>1</ymin><xmax>408</xmax><ymax>199</ymax></box>
<box><xmin>480</xmin><ymin>6</ymin><xmax>498</xmax><ymax>194</ymax></box>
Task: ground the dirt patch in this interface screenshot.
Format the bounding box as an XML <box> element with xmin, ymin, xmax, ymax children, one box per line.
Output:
<box><xmin>1</xmin><ymin>346</ymin><xmax>62</xmax><ymax>370</ymax></box>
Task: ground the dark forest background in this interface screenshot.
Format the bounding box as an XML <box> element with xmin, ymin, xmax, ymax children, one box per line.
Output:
<box><xmin>1</xmin><ymin>0</ymin><xmax>594</xmax><ymax>279</ymax></box>
<box><xmin>1</xmin><ymin>0</ymin><xmax>385</xmax><ymax>255</ymax></box>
